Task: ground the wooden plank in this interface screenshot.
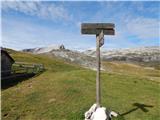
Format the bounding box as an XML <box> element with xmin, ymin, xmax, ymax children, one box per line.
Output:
<box><xmin>96</xmin><ymin>34</ymin><xmax>101</xmax><ymax>107</ymax></box>
<box><xmin>99</xmin><ymin>30</ymin><xmax>104</xmax><ymax>47</ymax></box>
<box><xmin>99</xmin><ymin>30</ymin><xmax>104</xmax><ymax>41</ymax></box>
<box><xmin>81</xmin><ymin>23</ymin><xmax>115</xmax><ymax>35</ymax></box>
<box><xmin>81</xmin><ymin>29</ymin><xmax>114</xmax><ymax>35</ymax></box>
<box><xmin>81</xmin><ymin>23</ymin><xmax>115</xmax><ymax>29</ymax></box>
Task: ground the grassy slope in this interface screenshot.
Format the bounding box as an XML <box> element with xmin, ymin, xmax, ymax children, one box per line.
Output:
<box><xmin>103</xmin><ymin>61</ymin><xmax>160</xmax><ymax>82</ymax></box>
<box><xmin>1</xmin><ymin>50</ymin><xmax>160</xmax><ymax>120</ymax></box>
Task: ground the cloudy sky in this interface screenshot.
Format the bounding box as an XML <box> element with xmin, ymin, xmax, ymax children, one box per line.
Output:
<box><xmin>1</xmin><ymin>1</ymin><xmax>160</xmax><ymax>50</ymax></box>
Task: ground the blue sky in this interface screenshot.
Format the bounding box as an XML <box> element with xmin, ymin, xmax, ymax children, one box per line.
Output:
<box><xmin>1</xmin><ymin>1</ymin><xmax>160</xmax><ymax>50</ymax></box>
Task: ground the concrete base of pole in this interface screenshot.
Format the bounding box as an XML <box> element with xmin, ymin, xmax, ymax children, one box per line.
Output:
<box><xmin>84</xmin><ymin>104</ymin><xmax>118</xmax><ymax>120</ymax></box>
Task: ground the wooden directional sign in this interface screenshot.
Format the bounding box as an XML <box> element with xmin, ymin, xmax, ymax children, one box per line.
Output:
<box><xmin>81</xmin><ymin>23</ymin><xmax>115</xmax><ymax>108</ymax></box>
<box><xmin>99</xmin><ymin>30</ymin><xmax>104</xmax><ymax>47</ymax></box>
<box><xmin>81</xmin><ymin>23</ymin><xmax>115</xmax><ymax>35</ymax></box>
<box><xmin>99</xmin><ymin>30</ymin><xmax>104</xmax><ymax>40</ymax></box>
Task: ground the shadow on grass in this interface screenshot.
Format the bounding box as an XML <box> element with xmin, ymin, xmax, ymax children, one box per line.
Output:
<box><xmin>1</xmin><ymin>71</ymin><xmax>45</xmax><ymax>90</ymax></box>
<box><xmin>112</xmin><ymin>116</ymin><xmax>125</xmax><ymax>120</ymax></box>
<box><xmin>120</xmin><ymin>103</ymin><xmax>153</xmax><ymax>116</ymax></box>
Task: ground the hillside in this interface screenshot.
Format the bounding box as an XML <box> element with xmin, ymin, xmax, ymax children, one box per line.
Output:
<box><xmin>5</xmin><ymin>48</ymin><xmax>82</xmax><ymax>72</ymax></box>
<box><xmin>1</xmin><ymin>49</ymin><xmax>160</xmax><ymax>120</ymax></box>
<box><xmin>103</xmin><ymin>61</ymin><xmax>160</xmax><ymax>82</ymax></box>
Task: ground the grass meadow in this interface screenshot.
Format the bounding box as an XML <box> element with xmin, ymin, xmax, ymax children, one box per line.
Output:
<box><xmin>1</xmin><ymin>50</ymin><xmax>160</xmax><ymax>120</ymax></box>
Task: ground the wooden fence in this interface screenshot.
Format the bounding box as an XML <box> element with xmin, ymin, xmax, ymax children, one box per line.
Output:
<box><xmin>12</xmin><ymin>62</ymin><xmax>45</xmax><ymax>74</ymax></box>
<box><xmin>1</xmin><ymin>62</ymin><xmax>45</xmax><ymax>89</ymax></box>
<box><xmin>1</xmin><ymin>62</ymin><xmax>45</xmax><ymax>78</ymax></box>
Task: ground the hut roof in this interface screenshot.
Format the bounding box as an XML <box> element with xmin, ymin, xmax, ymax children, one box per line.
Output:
<box><xmin>1</xmin><ymin>49</ymin><xmax>15</xmax><ymax>63</ymax></box>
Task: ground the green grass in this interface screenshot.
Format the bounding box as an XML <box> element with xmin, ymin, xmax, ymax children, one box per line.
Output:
<box><xmin>103</xmin><ymin>61</ymin><xmax>160</xmax><ymax>82</ymax></box>
<box><xmin>1</xmin><ymin>50</ymin><xmax>160</xmax><ymax>120</ymax></box>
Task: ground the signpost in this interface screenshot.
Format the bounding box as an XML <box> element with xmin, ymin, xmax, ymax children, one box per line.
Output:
<box><xmin>81</xmin><ymin>23</ymin><xmax>115</xmax><ymax>107</ymax></box>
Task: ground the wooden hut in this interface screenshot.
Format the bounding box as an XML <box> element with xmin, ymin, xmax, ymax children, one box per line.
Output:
<box><xmin>1</xmin><ymin>49</ymin><xmax>15</xmax><ymax>76</ymax></box>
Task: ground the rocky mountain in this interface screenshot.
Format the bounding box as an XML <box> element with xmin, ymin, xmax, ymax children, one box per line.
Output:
<box><xmin>22</xmin><ymin>44</ymin><xmax>65</xmax><ymax>54</ymax></box>
<box><xmin>23</xmin><ymin>45</ymin><xmax>160</xmax><ymax>70</ymax></box>
<box><xmin>83</xmin><ymin>46</ymin><xmax>160</xmax><ymax>69</ymax></box>
<box><xmin>23</xmin><ymin>45</ymin><xmax>97</xmax><ymax>70</ymax></box>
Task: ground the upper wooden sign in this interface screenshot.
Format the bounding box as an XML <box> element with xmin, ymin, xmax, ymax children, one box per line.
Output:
<box><xmin>81</xmin><ymin>23</ymin><xmax>115</xmax><ymax>35</ymax></box>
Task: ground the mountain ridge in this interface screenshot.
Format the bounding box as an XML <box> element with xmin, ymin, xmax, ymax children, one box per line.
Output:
<box><xmin>22</xmin><ymin>45</ymin><xmax>160</xmax><ymax>70</ymax></box>
<box><xmin>84</xmin><ymin>46</ymin><xmax>160</xmax><ymax>61</ymax></box>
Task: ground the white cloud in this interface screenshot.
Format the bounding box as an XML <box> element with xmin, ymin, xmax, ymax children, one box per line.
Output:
<box><xmin>92</xmin><ymin>1</ymin><xmax>159</xmax><ymax>41</ymax></box>
<box><xmin>126</xmin><ymin>18</ymin><xmax>159</xmax><ymax>40</ymax></box>
<box><xmin>2</xmin><ymin>1</ymin><xmax>71</xmax><ymax>21</ymax></box>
